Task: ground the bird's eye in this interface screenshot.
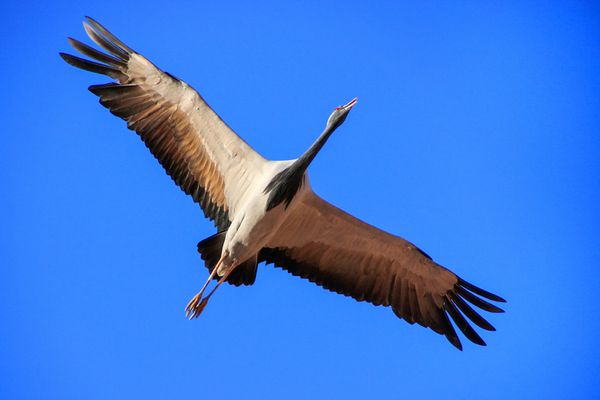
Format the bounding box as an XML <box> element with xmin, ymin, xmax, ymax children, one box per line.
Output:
<box><xmin>335</xmin><ymin>107</ymin><xmax>341</xmax><ymax>111</ymax></box>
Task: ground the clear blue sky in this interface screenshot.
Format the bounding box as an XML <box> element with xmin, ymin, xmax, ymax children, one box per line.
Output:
<box><xmin>2</xmin><ymin>1</ymin><xmax>599</xmax><ymax>399</ymax></box>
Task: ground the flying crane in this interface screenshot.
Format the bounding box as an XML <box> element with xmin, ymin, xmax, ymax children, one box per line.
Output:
<box><xmin>60</xmin><ymin>17</ymin><xmax>505</xmax><ymax>350</ymax></box>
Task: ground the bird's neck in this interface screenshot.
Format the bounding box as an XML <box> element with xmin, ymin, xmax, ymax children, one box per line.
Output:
<box><xmin>263</xmin><ymin>124</ymin><xmax>336</xmax><ymax>211</ymax></box>
<box><xmin>296</xmin><ymin>124</ymin><xmax>336</xmax><ymax>171</ymax></box>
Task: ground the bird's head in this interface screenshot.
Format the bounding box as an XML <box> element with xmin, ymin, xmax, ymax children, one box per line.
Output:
<box><xmin>326</xmin><ymin>97</ymin><xmax>358</xmax><ymax>130</ymax></box>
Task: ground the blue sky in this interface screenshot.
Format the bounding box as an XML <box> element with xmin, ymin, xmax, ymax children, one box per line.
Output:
<box><xmin>2</xmin><ymin>1</ymin><xmax>599</xmax><ymax>399</ymax></box>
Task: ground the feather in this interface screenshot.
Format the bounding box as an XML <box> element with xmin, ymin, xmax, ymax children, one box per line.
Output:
<box><xmin>83</xmin><ymin>22</ymin><xmax>129</xmax><ymax>61</ymax></box>
<box><xmin>444</xmin><ymin>298</ymin><xmax>486</xmax><ymax>346</ymax></box>
<box><xmin>85</xmin><ymin>16</ymin><xmax>135</xmax><ymax>54</ymax></box>
<box><xmin>456</xmin><ymin>286</ymin><xmax>504</xmax><ymax>313</ymax></box>
<box><xmin>440</xmin><ymin>309</ymin><xmax>462</xmax><ymax>350</ymax></box>
<box><xmin>449</xmin><ymin>291</ymin><xmax>495</xmax><ymax>331</ymax></box>
<box><xmin>458</xmin><ymin>277</ymin><xmax>506</xmax><ymax>302</ymax></box>
<box><xmin>68</xmin><ymin>37</ymin><xmax>126</xmax><ymax>67</ymax></box>
<box><xmin>59</xmin><ymin>53</ymin><xmax>123</xmax><ymax>79</ymax></box>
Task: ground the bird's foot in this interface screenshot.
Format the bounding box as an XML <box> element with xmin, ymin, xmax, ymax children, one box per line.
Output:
<box><xmin>185</xmin><ymin>293</ymin><xmax>209</xmax><ymax>319</ymax></box>
<box><xmin>185</xmin><ymin>259</ymin><xmax>235</xmax><ymax>320</ymax></box>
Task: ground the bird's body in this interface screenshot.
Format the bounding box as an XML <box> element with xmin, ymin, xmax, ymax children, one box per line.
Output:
<box><xmin>219</xmin><ymin>159</ymin><xmax>304</xmax><ymax>275</ymax></box>
<box><xmin>61</xmin><ymin>17</ymin><xmax>505</xmax><ymax>350</ymax></box>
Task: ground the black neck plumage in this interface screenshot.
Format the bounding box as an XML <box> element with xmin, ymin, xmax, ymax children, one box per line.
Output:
<box><xmin>264</xmin><ymin>123</ymin><xmax>337</xmax><ymax>211</ymax></box>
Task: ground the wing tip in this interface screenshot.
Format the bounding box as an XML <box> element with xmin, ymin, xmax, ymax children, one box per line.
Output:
<box><xmin>80</xmin><ymin>18</ymin><xmax>130</xmax><ymax>62</ymax></box>
<box><xmin>438</xmin><ymin>275</ymin><xmax>507</xmax><ymax>349</ymax></box>
<box><xmin>83</xmin><ymin>16</ymin><xmax>135</xmax><ymax>54</ymax></box>
<box><xmin>59</xmin><ymin>51</ymin><xmax>123</xmax><ymax>79</ymax></box>
<box><xmin>440</xmin><ymin>311</ymin><xmax>463</xmax><ymax>350</ymax></box>
<box><xmin>458</xmin><ymin>277</ymin><xmax>506</xmax><ymax>303</ymax></box>
<box><xmin>444</xmin><ymin>298</ymin><xmax>487</xmax><ymax>347</ymax></box>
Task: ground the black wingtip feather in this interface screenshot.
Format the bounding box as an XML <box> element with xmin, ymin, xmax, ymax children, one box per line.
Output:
<box><xmin>456</xmin><ymin>286</ymin><xmax>505</xmax><ymax>313</ymax></box>
<box><xmin>439</xmin><ymin>309</ymin><xmax>463</xmax><ymax>351</ymax></box>
<box><xmin>444</xmin><ymin>298</ymin><xmax>486</xmax><ymax>346</ymax></box>
<box><xmin>449</xmin><ymin>292</ymin><xmax>496</xmax><ymax>331</ymax></box>
<box><xmin>458</xmin><ymin>277</ymin><xmax>506</xmax><ymax>303</ymax></box>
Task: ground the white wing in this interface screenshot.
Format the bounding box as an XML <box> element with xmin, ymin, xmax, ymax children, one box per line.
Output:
<box><xmin>61</xmin><ymin>17</ymin><xmax>267</xmax><ymax>229</ymax></box>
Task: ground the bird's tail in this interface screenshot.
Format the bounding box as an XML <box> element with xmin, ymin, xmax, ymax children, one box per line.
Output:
<box><xmin>197</xmin><ymin>232</ymin><xmax>258</xmax><ymax>286</ymax></box>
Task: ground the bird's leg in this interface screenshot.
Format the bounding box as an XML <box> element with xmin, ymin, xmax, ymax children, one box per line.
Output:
<box><xmin>185</xmin><ymin>258</ymin><xmax>223</xmax><ymax>319</ymax></box>
<box><xmin>186</xmin><ymin>263</ymin><xmax>237</xmax><ymax>320</ymax></box>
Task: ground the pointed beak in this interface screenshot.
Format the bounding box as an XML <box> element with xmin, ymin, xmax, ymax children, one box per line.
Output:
<box><xmin>342</xmin><ymin>97</ymin><xmax>358</xmax><ymax>110</ymax></box>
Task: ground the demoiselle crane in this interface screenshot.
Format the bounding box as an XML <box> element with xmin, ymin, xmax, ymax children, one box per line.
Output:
<box><xmin>60</xmin><ymin>17</ymin><xmax>505</xmax><ymax>350</ymax></box>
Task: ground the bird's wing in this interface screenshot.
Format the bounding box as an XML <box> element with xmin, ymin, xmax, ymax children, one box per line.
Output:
<box><xmin>60</xmin><ymin>17</ymin><xmax>267</xmax><ymax>230</ymax></box>
<box><xmin>262</xmin><ymin>191</ymin><xmax>505</xmax><ymax>350</ymax></box>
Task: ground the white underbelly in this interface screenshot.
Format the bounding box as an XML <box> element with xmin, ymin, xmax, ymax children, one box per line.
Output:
<box><xmin>220</xmin><ymin>171</ymin><xmax>310</xmax><ymax>270</ymax></box>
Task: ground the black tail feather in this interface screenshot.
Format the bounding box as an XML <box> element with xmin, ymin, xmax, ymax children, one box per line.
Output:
<box><xmin>197</xmin><ymin>232</ymin><xmax>258</xmax><ymax>287</ymax></box>
<box><xmin>197</xmin><ymin>231</ymin><xmax>226</xmax><ymax>272</ymax></box>
<box><xmin>227</xmin><ymin>255</ymin><xmax>258</xmax><ymax>286</ymax></box>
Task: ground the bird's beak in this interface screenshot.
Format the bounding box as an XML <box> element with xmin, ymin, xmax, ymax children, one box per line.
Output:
<box><xmin>342</xmin><ymin>97</ymin><xmax>358</xmax><ymax>110</ymax></box>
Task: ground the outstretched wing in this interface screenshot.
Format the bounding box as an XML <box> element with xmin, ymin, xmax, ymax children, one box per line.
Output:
<box><xmin>60</xmin><ymin>17</ymin><xmax>267</xmax><ymax>230</ymax></box>
<box><xmin>262</xmin><ymin>191</ymin><xmax>505</xmax><ymax>350</ymax></box>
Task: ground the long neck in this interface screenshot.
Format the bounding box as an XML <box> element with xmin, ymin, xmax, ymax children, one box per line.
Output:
<box><xmin>295</xmin><ymin>123</ymin><xmax>337</xmax><ymax>172</ymax></box>
<box><xmin>263</xmin><ymin>124</ymin><xmax>337</xmax><ymax>211</ymax></box>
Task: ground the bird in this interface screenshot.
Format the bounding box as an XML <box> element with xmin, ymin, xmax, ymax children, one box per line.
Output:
<box><xmin>60</xmin><ymin>17</ymin><xmax>505</xmax><ymax>350</ymax></box>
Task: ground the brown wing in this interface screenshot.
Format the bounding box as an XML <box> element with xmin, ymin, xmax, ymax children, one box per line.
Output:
<box><xmin>60</xmin><ymin>17</ymin><xmax>267</xmax><ymax>230</ymax></box>
<box><xmin>262</xmin><ymin>191</ymin><xmax>505</xmax><ymax>350</ymax></box>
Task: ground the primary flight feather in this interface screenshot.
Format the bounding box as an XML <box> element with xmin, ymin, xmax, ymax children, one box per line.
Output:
<box><xmin>61</xmin><ymin>17</ymin><xmax>505</xmax><ymax>350</ymax></box>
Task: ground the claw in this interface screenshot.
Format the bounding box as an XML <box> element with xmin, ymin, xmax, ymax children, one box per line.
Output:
<box><xmin>185</xmin><ymin>293</ymin><xmax>210</xmax><ymax>319</ymax></box>
<box><xmin>185</xmin><ymin>293</ymin><xmax>202</xmax><ymax>317</ymax></box>
<box><xmin>190</xmin><ymin>297</ymin><xmax>209</xmax><ymax>319</ymax></box>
